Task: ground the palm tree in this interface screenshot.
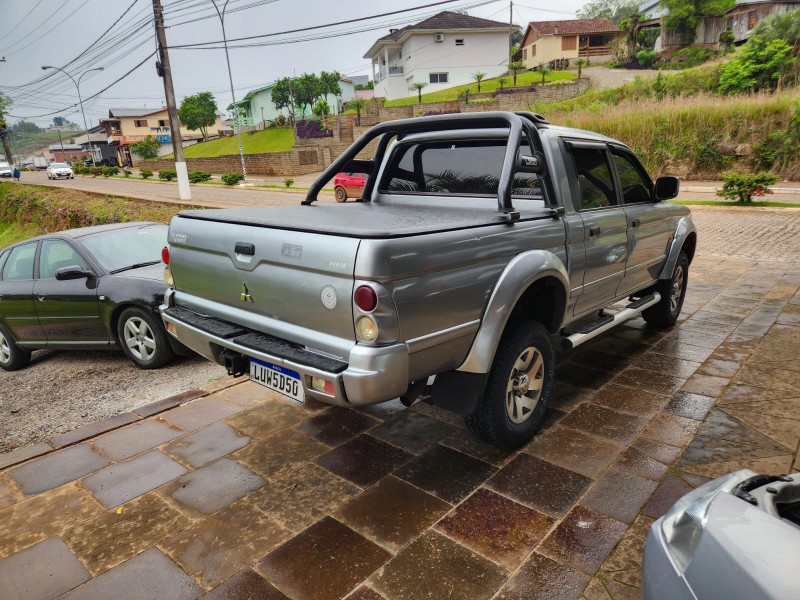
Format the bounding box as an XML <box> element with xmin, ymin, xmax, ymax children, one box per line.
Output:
<box><xmin>538</xmin><ymin>64</ymin><xmax>553</xmax><ymax>86</ymax></box>
<box><xmin>348</xmin><ymin>98</ymin><xmax>367</xmax><ymax>126</ymax></box>
<box><xmin>410</xmin><ymin>82</ymin><xmax>428</xmax><ymax>104</ymax></box>
<box><xmin>497</xmin><ymin>76</ymin><xmax>508</xmax><ymax>90</ymax></box>
<box><xmin>508</xmin><ymin>61</ymin><xmax>524</xmax><ymax>86</ymax></box>
<box><xmin>472</xmin><ymin>71</ymin><xmax>487</xmax><ymax>93</ymax></box>
<box><xmin>575</xmin><ymin>58</ymin><xmax>587</xmax><ymax>79</ymax></box>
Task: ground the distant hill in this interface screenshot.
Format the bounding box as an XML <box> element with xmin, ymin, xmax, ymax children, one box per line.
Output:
<box><xmin>8</xmin><ymin>130</ymin><xmax>82</xmax><ymax>158</ymax></box>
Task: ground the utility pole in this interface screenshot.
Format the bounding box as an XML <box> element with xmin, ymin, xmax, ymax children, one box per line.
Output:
<box><xmin>0</xmin><ymin>56</ymin><xmax>13</xmax><ymax>164</ymax></box>
<box><xmin>508</xmin><ymin>1</ymin><xmax>513</xmax><ymax>69</ymax></box>
<box><xmin>152</xmin><ymin>0</ymin><xmax>191</xmax><ymax>200</ymax></box>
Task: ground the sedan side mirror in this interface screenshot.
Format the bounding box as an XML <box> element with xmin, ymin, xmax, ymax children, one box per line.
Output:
<box><xmin>55</xmin><ymin>265</ymin><xmax>94</xmax><ymax>280</ymax></box>
<box><xmin>654</xmin><ymin>176</ymin><xmax>680</xmax><ymax>201</ymax></box>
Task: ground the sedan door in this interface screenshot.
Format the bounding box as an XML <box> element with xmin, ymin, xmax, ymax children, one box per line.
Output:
<box><xmin>344</xmin><ymin>172</ymin><xmax>366</xmax><ymax>198</ymax></box>
<box><xmin>0</xmin><ymin>242</ymin><xmax>47</xmax><ymax>343</ymax></box>
<box><xmin>32</xmin><ymin>239</ymin><xmax>107</xmax><ymax>344</ymax></box>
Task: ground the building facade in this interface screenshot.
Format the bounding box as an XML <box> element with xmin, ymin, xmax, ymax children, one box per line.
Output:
<box><xmin>364</xmin><ymin>11</ymin><xmax>510</xmax><ymax>101</ymax></box>
<box><xmin>520</xmin><ymin>19</ymin><xmax>623</xmax><ymax>68</ymax></box>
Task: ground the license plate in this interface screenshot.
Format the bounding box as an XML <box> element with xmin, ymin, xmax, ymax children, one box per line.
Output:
<box><xmin>249</xmin><ymin>358</ymin><xmax>304</xmax><ymax>403</ymax></box>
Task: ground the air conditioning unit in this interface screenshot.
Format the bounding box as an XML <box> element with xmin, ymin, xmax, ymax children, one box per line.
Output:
<box><xmin>434</xmin><ymin>33</ymin><xmax>444</xmax><ymax>42</ymax></box>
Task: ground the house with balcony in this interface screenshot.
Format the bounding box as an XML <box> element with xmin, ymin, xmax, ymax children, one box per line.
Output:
<box><xmin>363</xmin><ymin>11</ymin><xmax>510</xmax><ymax>101</ymax></box>
<box><xmin>520</xmin><ymin>19</ymin><xmax>623</xmax><ymax>68</ymax></box>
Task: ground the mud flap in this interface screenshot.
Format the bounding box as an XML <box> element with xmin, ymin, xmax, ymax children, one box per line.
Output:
<box><xmin>430</xmin><ymin>370</ymin><xmax>489</xmax><ymax>416</ymax></box>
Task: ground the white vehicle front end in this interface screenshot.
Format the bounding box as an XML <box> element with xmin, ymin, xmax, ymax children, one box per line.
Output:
<box><xmin>48</xmin><ymin>163</ymin><xmax>73</xmax><ymax>179</ymax></box>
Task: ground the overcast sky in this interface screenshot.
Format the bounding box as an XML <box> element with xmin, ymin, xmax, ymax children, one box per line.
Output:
<box><xmin>0</xmin><ymin>0</ymin><xmax>588</xmax><ymax>128</ymax></box>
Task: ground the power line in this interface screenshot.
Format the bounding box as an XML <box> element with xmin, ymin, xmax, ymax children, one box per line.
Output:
<box><xmin>0</xmin><ymin>0</ymin><xmax>46</xmax><ymax>41</ymax></box>
<box><xmin>513</xmin><ymin>3</ymin><xmax>575</xmax><ymax>17</ymax></box>
<box><xmin>3</xmin><ymin>0</ymin><xmax>97</xmax><ymax>57</ymax></box>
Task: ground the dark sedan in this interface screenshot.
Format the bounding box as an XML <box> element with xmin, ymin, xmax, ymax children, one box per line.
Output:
<box><xmin>0</xmin><ymin>222</ymin><xmax>188</xmax><ymax>371</ymax></box>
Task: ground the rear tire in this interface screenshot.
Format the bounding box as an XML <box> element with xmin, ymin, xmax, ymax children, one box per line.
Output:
<box><xmin>335</xmin><ymin>187</ymin><xmax>347</xmax><ymax>203</ymax></box>
<box><xmin>464</xmin><ymin>320</ymin><xmax>554</xmax><ymax>449</ymax></box>
<box><xmin>643</xmin><ymin>252</ymin><xmax>689</xmax><ymax>328</ymax></box>
<box><xmin>117</xmin><ymin>307</ymin><xmax>175</xmax><ymax>369</ymax></box>
<box><xmin>0</xmin><ymin>325</ymin><xmax>31</xmax><ymax>371</ymax></box>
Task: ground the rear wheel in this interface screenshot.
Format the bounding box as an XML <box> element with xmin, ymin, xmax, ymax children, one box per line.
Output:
<box><xmin>117</xmin><ymin>307</ymin><xmax>175</xmax><ymax>369</ymax></box>
<box><xmin>643</xmin><ymin>252</ymin><xmax>689</xmax><ymax>327</ymax></box>
<box><xmin>0</xmin><ymin>325</ymin><xmax>31</xmax><ymax>371</ymax></box>
<box><xmin>464</xmin><ymin>320</ymin><xmax>554</xmax><ymax>449</ymax></box>
<box><xmin>335</xmin><ymin>186</ymin><xmax>347</xmax><ymax>203</ymax></box>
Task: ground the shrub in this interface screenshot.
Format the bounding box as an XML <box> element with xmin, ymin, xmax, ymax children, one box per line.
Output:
<box><xmin>188</xmin><ymin>170</ymin><xmax>212</xmax><ymax>183</ymax></box>
<box><xmin>717</xmin><ymin>172</ymin><xmax>779</xmax><ymax>202</ymax></box>
<box><xmin>719</xmin><ymin>28</ymin><xmax>735</xmax><ymax>53</ymax></box>
<box><xmin>130</xmin><ymin>136</ymin><xmax>160</xmax><ymax>160</ymax></box>
<box><xmin>295</xmin><ymin>119</ymin><xmax>333</xmax><ymax>139</ymax></box>
<box><xmin>284</xmin><ymin>178</ymin><xmax>294</xmax><ymax>188</ymax></box>
<box><xmin>101</xmin><ymin>166</ymin><xmax>119</xmax><ymax>177</ymax></box>
<box><xmin>159</xmin><ymin>169</ymin><xmax>177</xmax><ymax>181</ymax></box>
<box><xmin>123</xmin><ymin>169</ymin><xmax>132</xmax><ymax>177</ymax></box>
<box><xmin>221</xmin><ymin>172</ymin><xmax>245</xmax><ymax>186</ymax></box>
<box><xmin>140</xmin><ymin>168</ymin><xmax>153</xmax><ymax>179</ymax></box>
<box><xmin>89</xmin><ymin>167</ymin><xmax>103</xmax><ymax>176</ymax></box>
<box><xmin>312</xmin><ymin>99</ymin><xmax>331</xmax><ymax>118</ymax></box>
<box><xmin>73</xmin><ymin>165</ymin><xmax>90</xmax><ymax>175</ymax></box>
<box><xmin>636</xmin><ymin>49</ymin><xmax>657</xmax><ymax>68</ymax></box>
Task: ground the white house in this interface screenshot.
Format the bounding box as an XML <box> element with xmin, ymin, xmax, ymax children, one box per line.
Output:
<box><xmin>363</xmin><ymin>11</ymin><xmax>511</xmax><ymax>101</ymax></box>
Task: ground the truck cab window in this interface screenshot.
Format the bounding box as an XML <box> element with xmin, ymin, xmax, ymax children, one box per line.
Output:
<box><xmin>611</xmin><ymin>150</ymin><xmax>653</xmax><ymax>204</ymax></box>
<box><xmin>568</xmin><ymin>146</ymin><xmax>618</xmax><ymax>210</ymax></box>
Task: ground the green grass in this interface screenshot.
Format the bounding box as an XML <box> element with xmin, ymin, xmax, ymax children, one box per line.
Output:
<box><xmin>0</xmin><ymin>221</ymin><xmax>43</xmax><ymax>247</ymax></box>
<box><xmin>167</xmin><ymin>128</ymin><xmax>296</xmax><ymax>158</ymax></box>
<box><xmin>382</xmin><ymin>71</ymin><xmax>577</xmax><ymax>107</ymax></box>
<box><xmin>672</xmin><ymin>200</ymin><xmax>800</xmax><ymax>207</ymax></box>
<box><xmin>9</xmin><ymin>130</ymin><xmax>83</xmax><ymax>157</ymax></box>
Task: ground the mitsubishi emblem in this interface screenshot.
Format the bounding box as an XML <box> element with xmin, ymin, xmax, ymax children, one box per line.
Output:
<box><xmin>240</xmin><ymin>282</ymin><xmax>254</xmax><ymax>303</ymax></box>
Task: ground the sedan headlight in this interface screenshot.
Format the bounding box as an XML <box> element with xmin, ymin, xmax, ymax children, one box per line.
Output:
<box><xmin>660</xmin><ymin>469</ymin><xmax>756</xmax><ymax>572</ymax></box>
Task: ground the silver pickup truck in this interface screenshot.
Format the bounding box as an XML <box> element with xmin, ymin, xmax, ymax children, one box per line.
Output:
<box><xmin>161</xmin><ymin>112</ymin><xmax>696</xmax><ymax>449</ymax></box>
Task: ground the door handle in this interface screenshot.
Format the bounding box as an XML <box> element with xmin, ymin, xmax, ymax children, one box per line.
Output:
<box><xmin>631</xmin><ymin>218</ymin><xmax>641</xmax><ymax>228</ymax></box>
<box><xmin>589</xmin><ymin>226</ymin><xmax>601</xmax><ymax>237</ymax></box>
<box><xmin>37</xmin><ymin>295</ymin><xmax>47</xmax><ymax>302</ymax></box>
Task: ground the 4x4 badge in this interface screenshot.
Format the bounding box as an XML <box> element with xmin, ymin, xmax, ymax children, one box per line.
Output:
<box><xmin>240</xmin><ymin>282</ymin><xmax>254</xmax><ymax>303</ymax></box>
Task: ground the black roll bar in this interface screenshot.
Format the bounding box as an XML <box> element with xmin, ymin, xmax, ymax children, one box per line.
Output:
<box><xmin>302</xmin><ymin>111</ymin><xmax>527</xmax><ymax>216</ymax></box>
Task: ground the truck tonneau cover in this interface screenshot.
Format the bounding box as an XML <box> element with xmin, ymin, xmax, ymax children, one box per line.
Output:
<box><xmin>176</xmin><ymin>203</ymin><xmax>550</xmax><ymax>239</ymax></box>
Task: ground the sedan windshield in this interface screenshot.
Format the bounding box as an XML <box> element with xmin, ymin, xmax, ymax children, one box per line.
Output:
<box><xmin>80</xmin><ymin>224</ymin><xmax>167</xmax><ymax>273</ymax></box>
<box><xmin>51</xmin><ymin>163</ymin><xmax>69</xmax><ymax>169</ymax></box>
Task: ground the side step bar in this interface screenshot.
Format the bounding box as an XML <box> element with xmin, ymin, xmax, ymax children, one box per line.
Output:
<box><xmin>561</xmin><ymin>293</ymin><xmax>661</xmax><ymax>350</ymax></box>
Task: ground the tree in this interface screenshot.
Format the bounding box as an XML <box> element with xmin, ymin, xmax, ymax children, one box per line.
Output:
<box><xmin>575</xmin><ymin>58</ymin><xmax>587</xmax><ymax>78</ymax></box>
<box><xmin>272</xmin><ymin>77</ymin><xmax>297</xmax><ymax>124</ymax></box>
<box><xmin>293</xmin><ymin>73</ymin><xmax>323</xmax><ymax>118</ymax></box>
<box><xmin>538</xmin><ymin>64</ymin><xmax>553</xmax><ymax>86</ymax></box>
<box><xmin>0</xmin><ymin>92</ymin><xmax>13</xmax><ymax>164</ymax></box>
<box><xmin>508</xmin><ymin>61</ymin><xmax>524</xmax><ymax>86</ymax></box>
<box><xmin>472</xmin><ymin>71</ymin><xmax>487</xmax><ymax>92</ymax></box>
<box><xmin>53</xmin><ymin>116</ymin><xmax>65</xmax><ymax>126</ymax></box>
<box><xmin>11</xmin><ymin>120</ymin><xmax>41</xmax><ymax>134</ymax></box>
<box><xmin>410</xmin><ymin>82</ymin><xmax>427</xmax><ymax>104</ymax></box>
<box><xmin>662</xmin><ymin>0</ymin><xmax>735</xmax><ymax>44</ymax></box>
<box><xmin>497</xmin><ymin>76</ymin><xmax>508</xmax><ymax>89</ymax></box>
<box><xmin>178</xmin><ymin>92</ymin><xmax>218</xmax><ymax>140</ymax></box>
<box><xmin>348</xmin><ymin>98</ymin><xmax>367</xmax><ymax>125</ymax></box>
<box><xmin>130</xmin><ymin>135</ymin><xmax>160</xmax><ymax>160</ymax></box>
<box><xmin>578</xmin><ymin>0</ymin><xmax>640</xmax><ymax>23</ymax></box>
<box><xmin>319</xmin><ymin>71</ymin><xmax>342</xmax><ymax>98</ymax></box>
<box><xmin>313</xmin><ymin>99</ymin><xmax>331</xmax><ymax>118</ymax></box>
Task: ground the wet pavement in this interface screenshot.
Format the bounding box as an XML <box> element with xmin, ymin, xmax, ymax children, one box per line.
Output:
<box><xmin>1</xmin><ymin>254</ymin><xmax>799</xmax><ymax>600</ymax></box>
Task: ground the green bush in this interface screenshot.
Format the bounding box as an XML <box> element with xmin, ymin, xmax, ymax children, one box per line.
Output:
<box><xmin>101</xmin><ymin>166</ymin><xmax>119</xmax><ymax>177</ymax></box>
<box><xmin>284</xmin><ymin>178</ymin><xmax>294</xmax><ymax>188</ymax></box>
<box><xmin>73</xmin><ymin>165</ymin><xmax>90</xmax><ymax>175</ymax></box>
<box><xmin>140</xmin><ymin>168</ymin><xmax>153</xmax><ymax>179</ymax></box>
<box><xmin>89</xmin><ymin>168</ymin><xmax>103</xmax><ymax>177</ymax></box>
<box><xmin>636</xmin><ymin>49</ymin><xmax>657</xmax><ymax>68</ymax></box>
<box><xmin>188</xmin><ymin>170</ymin><xmax>212</xmax><ymax>183</ymax></box>
<box><xmin>123</xmin><ymin>169</ymin><xmax>132</xmax><ymax>177</ymax></box>
<box><xmin>717</xmin><ymin>172</ymin><xmax>780</xmax><ymax>202</ymax></box>
<box><xmin>159</xmin><ymin>169</ymin><xmax>177</xmax><ymax>181</ymax></box>
<box><xmin>221</xmin><ymin>172</ymin><xmax>245</xmax><ymax>186</ymax></box>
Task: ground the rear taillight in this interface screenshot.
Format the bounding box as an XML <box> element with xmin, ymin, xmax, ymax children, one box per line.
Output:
<box><xmin>354</xmin><ymin>285</ymin><xmax>377</xmax><ymax>312</ymax></box>
<box><xmin>161</xmin><ymin>246</ymin><xmax>170</xmax><ymax>264</ymax></box>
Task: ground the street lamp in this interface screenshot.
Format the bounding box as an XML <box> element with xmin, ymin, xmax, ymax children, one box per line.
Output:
<box><xmin>210</xmin><ymin>0</ymin><xmax>246</xmax><ymax>179</ymax></box>
<box><xmin>41</xmin><ymin>65</ymin><xmax>104</xmax><ymax>166</ymax></box>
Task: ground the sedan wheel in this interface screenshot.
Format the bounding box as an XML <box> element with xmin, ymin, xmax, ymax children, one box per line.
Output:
<box><xmin>0</xmin><ymin>325</ymin><xmax>31</xmax><ymax>371</ymax></box>
<box><xmin>117</xmin><ymin>307</ymin><xmax>175</xmax><ymax>369</ymax></box>
<box><xmin>335</xmin><ymin>187</ymin><xmax>348</xmax><ymax>203</ymax></box>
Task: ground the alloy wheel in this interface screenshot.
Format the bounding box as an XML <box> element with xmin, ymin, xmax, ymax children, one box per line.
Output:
<box><xmin>0</xmin><ymin>331</ymin><xmax>10</xmax><ymax>364</ymax></box>
<box><xmin>670</xmin><ymin>265</ymin><xmax>685</xmax><ymax>312</ymax></box>
<box><xmin>505</xmin><ymin>345</ymin><xmax>545</xmax><ymax>424</ymax></box>
<box><xmin>123</xmin><ymin>317</ymin><xmax>156</xmax><ymax>362</ymax></box>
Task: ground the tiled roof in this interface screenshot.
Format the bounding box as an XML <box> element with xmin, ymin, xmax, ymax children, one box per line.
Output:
<box><xmin>108</xmin><ymin>107</ymin><xmax>166</xmax><ymax>118</ymax></box>
<box><xmin>527</xmin><ymin>18</ymin><xmax>619</xmax><ymax>36</ymax></box>
<box><xmin>377</xmin><ymin>10</ymin><xmax>510</xmax><ymax>41</ymax></box>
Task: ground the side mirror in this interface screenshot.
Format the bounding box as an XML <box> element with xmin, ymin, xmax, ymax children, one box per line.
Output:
<box><xmin>517</xmin><ymin>151</ymin><xmax>546</xmax><ymax>175</ymax></box>
<box><xmin>55</xmin><ymin>265</ymin><xmax>94</xmax><ymax>280</ymax></box>
<box><xmin>654</xmin><ymin>176</ymin><xmax>679</xmax><ymax>201</ymax></box>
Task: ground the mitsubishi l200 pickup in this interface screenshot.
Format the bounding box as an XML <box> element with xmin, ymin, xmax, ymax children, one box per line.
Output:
<box><xmin>161</xmin><ymin>112</ymin><xmax>696</xmax><ymax>449</ymax></box>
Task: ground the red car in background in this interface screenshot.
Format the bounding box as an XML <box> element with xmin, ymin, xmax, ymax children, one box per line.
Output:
<box><xmin>333</xmin><ymin>172</ymin><xmax>366</xmax><ymax>202</ymax></box>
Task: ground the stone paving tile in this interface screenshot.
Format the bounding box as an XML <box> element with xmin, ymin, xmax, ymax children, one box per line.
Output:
<box><xmin>300</xmin><ymin>407</ymin><xmax>380</xmax><ymax>447</ymax></box>
<box><xmin>60</xmin><ymin>547</ymin><xmax>203</xmax><ymax>600</ymax></box>
<box><xmin>495</xmin><ymin>552</ymin><xmax>589</xmax><ymax>600</ymax></box>
<box><xmin>163</xmin><ymin>422</ymin><xmax>251</xmax><ymax>468</ymax></box>
<box><xmin>630</xmin><ymin>436</ymin><xmax>682</xmax><ymax>466</ymax></box>
<box><xmin>556</xmin><ymin>363</ymin><xmax>615</xmax><ymax>390</ymax></box>
<box><xmin>649</xmin><ymin>339</ymin><xmax>715</xmax><ymax>363</ymax></box>
<box><xmin>682</xmin><ymin>454</ymin><xmax>795</xmax><ymax>479</ymax></box>
<box><xmin>50</xmin><ymin>412</ymin><xmax>139</xmax><ymax>449</ymax></box>
<box><xmin>663</xmin><ymin>329</ymin><xmax>728</xmax><ymax>350</ymax></box>
<box><xmin>601</xmin><ymin>578</ymin><xmax>641</xmax><ymax>599</ymax></box>
<box><xmin>717</xmin><ymin>397</ymin><xmax>800</xmax><ymax>420</ymax></box>
<box><xmin>680</xmin><ymin>374</ymin><xmax>730</xmax><ymax>398</ymax></box>
<box><xmin>525</xmin><ymin>426</ymin><xmax>623</xmax><ymax>479</ymax></box>
<box><xmin>0</xmin><ymin>474</ymin><xmax>23</xmax><ymax>509</ymax></box>
<box><xmin>133</xmin><ymin>389</ymin><xmax>206</xmax><ymax>418</ymax></box>
<box><xmin>694</xmin><ymin>409</ymin><xmax>789</xmax><ymax>450</ymax></box>
<box><xmin>204</xmin><ymin>568</ymin><xmax>289</xmax><ymax>599</ymax></box>
<box><xmin>486</xmin><ymin>454</ymin><xmax>592</xmax><ymax>518</ymax></box>
<box><xmin>440</xmin><ymin>429</ymin><xmax>518</xmax><ymax>467</ymax></box>
<box><xmin>346</xmin><ymin>586</ymin><xmax>387</xmax><ymax>600</ymax></box>
<box><xmin>335</xmin><ymin>475</ymin><xmax>450</xmax><ymax>553</ymax></box>
<box><xmin>162</xmin><ymin>395</ymin><xmax>245</xmax><ymax>432</ymax></box>
<box><xmin>589</xmin><ymin>384</ymin><xmax>669</xmax><ymax>419</ymax></box>
<box><xmin>559</xmin><ymin>404</ymin><xmax>646</xmax><ymax>446</ymax></box>
<box><xmin>410</xmin><ymin>401</ymin><xmax>466</xmax><ymax>427</ymax></box>
<box><xmin>161</xmin><ymin>498</ymin><xmax>289</xmax><ymax>590</ymax></box>
<box><xmin>581</xmin><ymin>578</ymin><xmax>613</xmax><ymax>600</ymax></box>
<box><xmin>679</xmin><ymin>433</ymin><xmax>789</xmax><ymax>468</ymax></box>
<box><xmin>639</xmin><ymin>412</ymin><xmax>701</xmax><ymax>448</ymax></box>
<box><xmin>571</xmin><ymin>348</ymin><xmax>633</xmax><ymax>374</ymax></box>
<box><xmin>224</xmin><ymin>399</ymin><xmax>307</xmax><ymax>439</ymax></box>
<box><xmin>436</xmin><ymin>487</ymin><xmax>555</xmax><ymax>570</ymax></box>
<box><xmin>0</xmin><ymin>442</ymin><xmax>54</xmax><ymax>471</ymax></box>
<box><xmin>61</xmin><ymin>492</ymin><xmax>191</xmax><ymax>576</ymax></box>
<box><xmin>601</xmin><ymin>514</ymin><xmax>654</xmax><ymax>589</ymax></box>
<box><xmin>664</xmin><ymin>392</ymin><xmax>716</xmax><ymax>421</ymax></box>
<box><xmin>0</xmin><ymin>482</ymin><xmax>103</xmax><ymax>559</ymax></box>
<box><xmin>641</xmin><ymin>473</ymin><xmax>693</xmax><ymax>519</ymax></box>
<box><xmin>696</xmin><ymin>358</ymin><xmax>742</xmax><ymax>379</ymax></box>
<box><xmin>82</xmin><ymin>450</ymin><xmax>188</xmax><ymax>509</ymax></box>
<box><xmin>610</xmin><ymin>447</ymin><xmax>669</xmax><ymax>482</ymax></box>
<box><xmin>354</xmin><ymin>398</ymin><xmax>408</xmax><ymax>420</ymax></box>
<box><xmin>0</xmin><ymin>536</ymin><xmax>90</xmax><ymax>600</ymax></box>
<box><xmin>612</xmin><ymin>367</ymin><xmax>687</xmax><ymax>397</ymax></box>
<box><xmin>92</xmin><ymin>419</ymin><xmax>182</xmax><ymax>461</ymax></box>
<box><xmin>394</xmin><ymin>444</ymin><xmax>497</xmax><ymax>504</ymax></box>
<box><xmin>9</xmin><ymin>444</ymin><xmax>109</xmax><ymax>496</ymax></box>
<box><xmin>580</xmin><ymin>468</ymin><xmax>658</xmax><ymax>524</ymax></box>
<box><xmin>718</xmin><ymin>405</ymin><xmax>800</xmax><ymax>450</ymax></box>
<box><xmin>158</xmin><ymin>458</ymin><xmax>265</xmax><ymax>520</ymax></box>
<box><xmin>316</xmin><ymin>434</ymin><xmax>414</xmax><ymax>488</ymax></box>
<box><xmin>233</xmin><ymin>428</ymin><xmax>327</xmax><ymax>481</ymax></box>
<box><xmin>368</xmin><ymin>410</ymin><xmax>457</xmax><ymax>454</ymax></box>
<box><xmin>370</xmin><ymin>530</ymin><xmax>507</xmax><ymax>600</ymax></box>
<box><xmin>249</xmin><ymin>463</ymin><xmax>359</xmax><ymax>533</ymax></box>
<box><xmin>538</xmin><ymin>505</ymin><xmax>628</xmax><ymax>576</ymax></box>
<box><xmin>217</xmin><ymin>381</ymin><xmax>281</xmax><ymax>408</ymax></box>
<box><xmin>258</xmin><ymin>517</ymin><xmax>391</xmax><ymax>600</ymax></box>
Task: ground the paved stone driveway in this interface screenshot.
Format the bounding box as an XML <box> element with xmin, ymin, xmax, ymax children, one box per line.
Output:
<box><xmin>1</xmin><ymin>252</ymin><xmax>799</xmax><ymax>600</ymax></box>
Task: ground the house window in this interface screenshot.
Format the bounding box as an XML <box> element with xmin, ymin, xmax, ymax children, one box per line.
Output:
<box><xmin>134</xmin><ymin>120</ymin><xmax>147</xmax><ymax>128</ymax></box>
<box><xmin>748</xmin><ymin>10</ymin><xmax>758</xmax><ymax>29</ymax></box>
<box><xmin>455</xmin><ymin>39</ymin><xmax>464</xmax><ymax>46</ymax></box>
<box><xmin>562</xmin><ymin>36</ymin><xmax>577</xmax><ymax>51</ymax></box>
<box><xmin>532</xmin><ymin>44</ymin><xmax>536</xmax><ymax>57</ymax></box>
<box><xmin>429</xmin><ymin>72</ymin><xmax>449</xmax><ymax>84</ymax></box>
<box><xmin>524</xmin><ymin>48</ymin><xmax>528</xmax><ymax>59</ymax></box>
<box><xmin>158</xmin><ymin>120</ymin><xmax>168</xmax><ymax>127</ymax></box>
